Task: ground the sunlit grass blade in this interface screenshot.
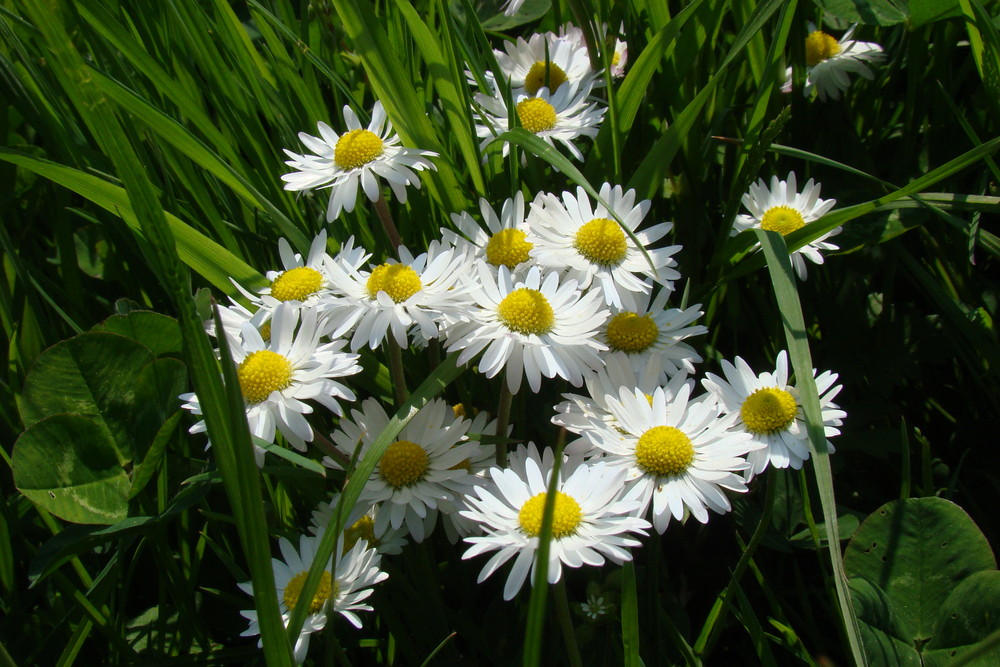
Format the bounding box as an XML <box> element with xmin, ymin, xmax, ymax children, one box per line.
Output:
<box><xmin>621</xmin><ymin>561</ymin><xmax>641</xmax><ymax>666</ymax></box>
<box><xmin>753</xmin><ymin>229</ymin><xmax>866</xmax><ymax>666</ymax></box>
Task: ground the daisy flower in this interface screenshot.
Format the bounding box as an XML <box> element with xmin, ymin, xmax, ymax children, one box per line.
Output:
<box><xmin>443</xmin><ymin>192</ymin><xmax>537</xmax><ymax>276</ymax></box>
<box><xmin>238</xmin><ymin>533</ymin><xmax>387</xmax><ymax>664</ymax></box>
<box><xmin>528</xmin><ymin>183</ymin><xmax>681</xmax><ymax>309</ymax></box>
<box><xmin>321</xmin><ymin>241</ymin><xmax>473</xmax><ymax>351</ymax></box>
<box><xmin>474</xmin><ymin>82</ymin><xmax>606</xmax><ymax>162</ymax></box>
<box><xmin>461</xmin><ymin>442</ymin><xmax>650</xmax><ymax>600</ymax></box>
<box><xmin>309</xmin><ymin>494</ymin><xmax>407</xmax><ymax>556</ymax></box>
<box><xmin>733</xmin><ymin>171</ymin><xmax>840</xmax><ymax>280</ymax></box>
<box><xmin>591</xmin><ymin>374</ymin><xmax>759</xmax><ymax>534</ymax></box>
<box><xmin>802</xmin><ymin>24</ymin><xmax>885</xmax><ymax>101</ymax></box>
<box><xmin>701</xmin><ymin>350</ymin><xmax>846</xmax><ymax>480</ymax></box>
<box><xmin>491</xmin><ymin>33</ymin><xmax>598</xmax><ymax>97</ymax></box>
<box><xmin>445</xmin><ymin>264</ymin><xmax>608</xmax><ymax>394</ymax></box>
<box><xmin>179</xmin><ymin>303</ymin><xmax>362</xmax><ymax>462</ymax></box>
<box><xmin>281</xmin><ymin>101</ymin><xmax>438</xmax><ymax>221</ymax></box>
<box><xmin>559</xmin><ymin>22</ymin><xmax>628</xmax><ymax>78</ymax></box>
<box><xmin>323</xmin><ymin>397</ymin><xmax>488</xmax><ymax>542</ymax></box>
<box><xmin>600</xmin><ymin>289</ymin><xmax>707</xmax><ymax>380</ymax></box>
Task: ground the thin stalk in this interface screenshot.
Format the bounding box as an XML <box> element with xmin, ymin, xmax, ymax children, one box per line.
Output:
<box><xmin>494</xmin><ymin>376</ymin><xmax>514</xmax><ymax>466</ymax></box>
<box><xmin>554</xmin><ymin>579</ymin><xmax>584</xmax><ymax>667</ymax></box>
<box><xmin>373</xmin><ymin>191</ymin><xmax>403</xmax><ymax>253</ymax></box>
<box><xmin>387</xmin><ymin>336</ymin><xmax>410</xmax><ymax>407</ymax></box>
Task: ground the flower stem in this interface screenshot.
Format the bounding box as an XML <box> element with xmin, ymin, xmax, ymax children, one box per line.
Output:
<box><xmin>554</xmin><ymin>579</ymin><xmax>584</xmax><ymax>667</ymax></box>
<box><xmin>494</xmin><ymin>376</ymin><xmax>514</xmax><ymax>466</ymax></box>
<box><xmin>373</xmin><ymin>191</ymin><xmax>402</xmax><ymax>255</ymax></box>
<box><xmin>387</xmin><ymin>337</ymin><xmax>409</xmax><ymax>407</ymax></box>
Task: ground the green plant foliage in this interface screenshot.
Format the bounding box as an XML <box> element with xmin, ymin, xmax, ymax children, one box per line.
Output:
<box><xmin>910</xmin><ymin>0</ymin><xmax>964</xmax><ymax>26</ymax></box>
<box><xmin>813</xmin><ymin>0</ymin><xmax>909</xmax><ymax>25</ymax></box>
<box><xmin>923</xmin><ymin>571</ymin><xmax>1000</xmax><ymax>664</ymax></box>
<box><xmin>845</xmin><ymin>497</ymin><xmax>998</xmax><ymax>659</ymax></box>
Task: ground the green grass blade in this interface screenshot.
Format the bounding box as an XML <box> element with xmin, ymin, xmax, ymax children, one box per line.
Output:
<box><xmin>621</xmin><ymin>560</ymin><xmax>641</xmax><ymax>666</ymax></box>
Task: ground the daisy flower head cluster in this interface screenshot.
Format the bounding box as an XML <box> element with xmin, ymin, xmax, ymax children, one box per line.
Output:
<box><xmin>470</xmin><ymin>25</ymin><xmax>619</xmax><ymax>162</ymax></box>
<box><xmin>281</xmin><ymin>100</ymin><xmax>438</xmax><ymax>220</ymax></box>
<box><xmin>238</xmin><ymin>533</ymin><xmax>387</xmax><ymax>664</ymax></box>
<box><xmin>784</xmin><ymin>23</ymin><xmax>885</xmax><ymax>101</ymax></box>
<box><xmin>702</xmin><ymin>350</ymin><xmax>846</xmax><ymax>480</ymax></box>
<box><xmin>733</xmin><ymin>171</ymin><xmax>841</xmax><ymax>280</ymax></box>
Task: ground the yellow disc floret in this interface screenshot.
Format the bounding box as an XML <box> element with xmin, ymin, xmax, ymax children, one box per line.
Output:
<box><xmin>379</xmin><ymin>439</ymin><xmax>429</xmax><ymax>488</ymax></box>
<box><xmin>524</xmin><ymin>61</ymin><xmax>568</xmax><ymax>95</ymax></box>
<box><xmin>516</xmin><ymin>98</ymin><xmax>558</xmax><ymax>134</ymax></box>
<box><xmin>497</xmin><ymin>288</ymin><xmax>555</xmax><ymax>336</ymax></box>
<box><xmin>283</xmin><ymin>570</ymin><xmax>334</xmax><ymax>615</ymax></box>
<box><xmin>237</xmin><ymin>350</ymin><xmax>293</xmax><ymax>403</ymax></box>
<box><xmin>805</xmin><ymin>31</ymin><xmax>841</xmax><ymax>67</ymax></box>
<box><xmin>635</xmin><ymin>426</ymin><xmax>695</xmax><ymax>477</ymax></box>
<box><xmin>485</xmin><ymin>228</ymin><xmax>533</xmax><ymax>269</ymax></box>
<box><xmin>342</xmin><ymin>515</ymin><xmax>378</xmax><ymax>553</ymax></box>
<box><xmin>258</xmin><ymin>321</ymin><xmax>272</xmax><ymax>342</ymax></box>
<box><xmin>334</xmin><ymin>128</ymin><xmax>385</xmax><ymax>170</ymax></box>
<box><xmin>760</xmin><ymin>206</ymin><xmax>806</xmax><ymax>236</ymax></box>
<box><xmin>740</xmin><ymin>387</ymin><xmax>797</xmax><ymax>434</ymax></box>
<box><xmin>606</xmin><ymin>312</ymin><xmax>659</xmax><ymax>353</ymax></box>
<box><xmin>366</xmin><ymin>263</ymin><xmax>422</xmax><ymax>303</ymax></box>
<box><xmin>518</xmin><ymin>491</ymin><xmax>583</xmax><ymax>538</ymax></box>
<box><xmin>271</xmin><ymin>266</ymin><xmax>323</xmax><ymax>302</ymax></box>
<box><xmin>574</xmin><ymin>218</ymin><xmax>628</xmax><ymax>266</ymax></box>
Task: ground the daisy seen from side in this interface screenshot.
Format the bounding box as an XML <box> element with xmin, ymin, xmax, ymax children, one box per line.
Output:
<box><xmin>528</xmin><ymin>183</ymin><xmax>681</xmax><ymax>309</ymax></box>
<box><xmin>444</xmin><ymin>264</ymin><xmax>608</xmax><ymax>394</ymax></box>
<box><xmin>733</xmin><ymin>171</ymin><xmax>840</xmax><ymax>280</ymax></box>
<box><xmin>802</xmin><ymin>24</ymin><xmax>885</xmax><ymax>101</ymax></box>
<box><xmin>281</xmin><ymin>101</ymin><xmax>438</xmax><ymax>221</ymax></box>
<box><xmin>461</xmin><ymin>442</ymin><xmax>650</xmax><ymax>600</ymax></box>
<box><xmin>238</xmin><ymin>533</ymin><xmax>387</xmax><ymax>664</ymax></box>
<box><xmin>701</xmin><ymin>350</ymin><xmax>846</xmax><ymax>481</ymax></box>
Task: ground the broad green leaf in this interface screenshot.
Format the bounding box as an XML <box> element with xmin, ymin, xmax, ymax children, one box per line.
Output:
<box><xmin>131</xmin><ymin>358</ymin><xmax>187</xmax><ymax>458</ymax></box>
<box><xmin>923</xmin><ymin>571</ymin><xmax>1000</xmax><ymax>664</ymax></box>
<box><xmin>92</xmin><ymin>311</ymin><xmax>183</xmax><ymax>359</ymax></box>
<box><xmin>813</xmin><ymin>0</ymin><xmax>909</xmax><ymax>24</ymax></box>
<box><xmin>13</xmin><ymin>414</ymin><xmax>130</xmax><ymax>524</ymax></box>
<box><xmin>910</xmin><ymin>0</ymin><xmax>963</xmax><ymax>27</ymax></box>
<box><xmin>849</xmin><ymin>577</ymin><xmax>922</xmax><ymax>665</ymax></box>
<box><xmin>844</xmin><ymin>497</ymin><xmax>997</xmax><ymax>642</ymax></box>
<box><xmin>19</xmin><ymin>332</ymin><xmax>153</xmax><ymax>462</ymax></box>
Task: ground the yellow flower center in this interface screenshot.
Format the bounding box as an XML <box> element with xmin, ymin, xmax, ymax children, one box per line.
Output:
<box><xmin>606</xmin><ymin>312</ymin><xmax>658</xmax><ymax>353</ymax></box>
<box><xmin>379</xmin><ymin>439</ymin><xmax>429</xmax><ymax>488</ymax></box>
<box><xmin>516</xmin><ymin>98</ymin><xmax>557</xmax><ymax>134</ymax></box>
<box><xmin>760</xmin><ymin>206</ymin><xmax>806</xmax><ymax>236</ymax></box>
<box><xmin>283</xmin><ymin>570</ymin><xmax>336</xmax><ymax>615</ymax></box>
<box><xmin>805</xmin><ymin>31</ymin><xmax>841</xmax><ymax>67</ymax></box>
<box><xmin>366</xmin><ymin>263</ymin><xmax>422</xmax><ymax>303</ymax></box>
<box><xmin>448</xmin><ymin>458</ymin><xmax>471</xmax><ymax>471</ymax></box>
<box><xmin>635</xmin><ymin>426</ymin><xmax>694</xmax><ymax>477</ymax></box>
<box><xmin>497</xmin><ymin>288</ymin><xmax>555</xmax><ymax>336</ymax></box>
<box><xmin>612</xmin><ymin>51</ymin><xmax>621</xmax><ymax>67</ymax></box>
<box><xmin>518</xmin><ymin>491</ymin><xmax>583</xmax><ymax>538</ymax></box>
<box><xmin>574</xmin><ymin>218</ymin><xmax>628</xmax><ymax>266</ymax></box>
<box><xmin>334</xmin><ymin>128</ymin><xmax>384</xmax><ymax>170</ymax></box>
<box><xmin>342</xmin><ymin>515</ymin><xmax>378</xmax><ymax>553</ymax></box>
<box><xmin>258</xmin><ymin>321</ymin><xmax>272</xmax><ymax>343</ymax></box>
<box><xmin>270</xmin><ymin>266</ymin><xmax>323</xmax><ymax>302</ymax></box>
<box><xmin>524</xmin><ymin>60</ymin><xmax>568</xmax><ymax>95</ymax></box>
<box><xmin>740</xmin><ymin>387</ymin><xmax>797</xmax><ymax>434</ymax></box>
<box><xmin>485</xmin><ymin>228</ymin><xmax>533</xmax><ymax>269</ymax></box>
<box><xmin>237</xmin><ymin>350</ymin><xmax>293</xmax><ymax>403</ymax></box>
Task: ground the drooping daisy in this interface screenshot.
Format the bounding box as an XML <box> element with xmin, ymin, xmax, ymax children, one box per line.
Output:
<box><xmin>321</xmin><ymin>241</ymin><xmax>473</xmax><ymax>351</ymax></box>
<box><xmin>528</xmin><ymin>183</ymin><xmax>681</xmax><ymax>308</ymax></box>
<box><xmin>445</xmin><ymin>264</ymin><xmax>608</xmax><ymax>393</ymax></box>
<box><xmin>733</xmin><ymin>172</ymin><xmax>840</xmax><ymax>280</ymax></box>
<box><xmin>461</xmin><ymin>442</ymin><xmax>650</xmax><ymax>600</ymax></box>
<box><xmin>701</xmin><ymin>350</ymin><xmax>845</xmax><ymax>481</ymax></box>
<box><xmin>281</xmin><ymin>101</ymin><xmax>438</xmax><ymax>221</ymax></box>
<box><xmin>238</xmin><ymin>533</ymin><xmax>387</xmax><ymax>664</ymax></box>
<box><xmin>309</xmin><ymin>494</ymin><xmax>408</xmax><ymax>556</ymax></box>
<box><xmin>590</xmin><ymin>374</ymin><xmax>759</xmax><ymax>534</ymax></box>
<box><xmin>558</xmin><ymin>22</ymin><xmax>628</xmax><ymax>78</ymax></box>
<box><xmin>323</xmin><ymin>398</ymin><xmax>488</xmax><ymax>542</ymax></box>
<box><xmin>600</xmin><ymin>289</ymin><xmax>707</xmax><ymax>381</ymax></box>
<box><xmin>442</xmin><ymin>192</ymin><xmax>537</xmax><ymax>277</ymax></box>
<box><xmin>179</xmin><ymin>302</ymin><xmax>362</xmax><ymax>462</ymax></box>
<box><xmin>474</xmin><ymin>82</ymin><xmax>606</xmax><ymax>162</ymax></box>
<box><xmin>802</xmin><ymin>24</ymin><xmax>885</xmax><ymax>101</ymax></box>
<box><xmin>491</xmin><ymin>33</ymin><xmax>598</xmax><ymax>97</ymax></box>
